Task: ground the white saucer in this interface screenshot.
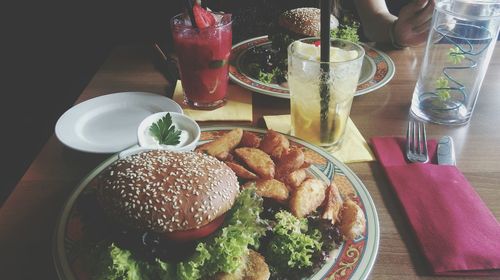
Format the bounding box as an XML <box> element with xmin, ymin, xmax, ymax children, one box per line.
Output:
<box><xmin>55</xmin><ymin>92</ymin><xmax>183</xmax><ymax>153</ymax></box>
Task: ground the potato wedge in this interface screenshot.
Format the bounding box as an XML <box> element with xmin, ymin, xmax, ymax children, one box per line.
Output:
<box><xmin>196</xmin><ymin>128</ymin><xmax>243</xmax><ymax>160</ymax></box>
<box><xmin>242</xmin><ymin>179</ymin><xmax>289</xmax><ymax>203</ymax></box>
<box><xmin>259</xmin><ymin>130</ymin><xmax>290</xmax><ymax>159</ymax></box>
<box><xmin>321</xmin><ymin>182</ymin><xmax>343</xmax><ymax>223</ymax></box>
<box><xmin>282</xmin><ymin>168</ymin><xmax>307</xmax><ymax>190</ymax></box>
<box><xmin>276</xmin><ymin>147</ymin><xmax>304</xmax><ymax>179</ymax></box>
<box><xmin>339</xmin><ymin>199</ymin><xmax>366</xmax><ymax>240</ymax></box>
<box><xmin>239</xmin><ymin>131</ymin><xmax>261</xmax><ymax>148</ymax></box>
<box><xmin>214</xmin><ymin>249</ymin><xmax>270</xmax><ymax>280</ymax></box>
<box><xmin>225</xmin><ymin>161</ymin><xmax>259</xmax><ymax>180</ymax></box>
<box><xmin>289</xmin><ymin>178</ymin><xmax>326</xmax><ymax>218</ymax></box>
<box><xmin>234</xmin><ymin>147</ymin><xmax>275</xmax><ymax>179</ymax></box>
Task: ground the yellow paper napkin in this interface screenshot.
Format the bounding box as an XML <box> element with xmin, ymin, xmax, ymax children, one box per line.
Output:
<box><xmin>173</xmin><ymin>81</ymin><xmax>252</xmax><ymax>122</ymax></box>
<box><xmin>263</xmin><ymin>115</ymin><xmax>375</xmax><ymax>163</ymax></box>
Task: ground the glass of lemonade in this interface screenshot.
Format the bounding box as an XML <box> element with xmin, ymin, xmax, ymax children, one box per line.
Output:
<box><xmin>171</xmin><ymin>13</ymin><xmax>232</xmax><ymax>109</ymax></box>
<box><xmin>288</xmin><ymin>38</ymin><xmax>364</xmax><ymax>151</ymax></box>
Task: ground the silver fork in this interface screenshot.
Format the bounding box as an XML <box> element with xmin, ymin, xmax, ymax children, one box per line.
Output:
<box><xmin>406</xmin><ymin>119</ymin><xmax>429</xmax><ymax>163</ymax></box>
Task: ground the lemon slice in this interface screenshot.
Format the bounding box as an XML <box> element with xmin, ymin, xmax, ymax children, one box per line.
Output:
<box><xmin>295</xmin><ymin>42</ymin><xmax>320</xmax><ymax>60</ymax></box>
<box><xmin>295</xmin><ymin>41</ymin><xmax>358</xmax><ymax>62</ymax></box>
<box><xmin>330</xmin><ymin>49</ymin><xmax>359</xmax><ymax>62</ymax></box>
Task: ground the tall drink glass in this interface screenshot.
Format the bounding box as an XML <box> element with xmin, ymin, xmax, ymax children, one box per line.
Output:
<box><xmin>410</xmin><ymin>0</ymin><xmax>500</xmax><ymax>125</ymax></box>
<box><xmin>288</xmin><ymin>38</ymin><xmax>364</xmax><ymax>151</ymax></box>
<box><xmin>171</xmin><ymin>13</ymin><xmax>232</xmax><ymax>109</ymax></box>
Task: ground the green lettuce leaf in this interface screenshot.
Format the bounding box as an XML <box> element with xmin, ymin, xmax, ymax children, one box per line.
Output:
<box><xmin>178</xmin><ymin>188</ymin><xmax>267</xmax><ymax>278</ymax></box>
<box><xmin>83</xmin><ymin>188</ymin><xmax>266</xmax><ymax>280</ymax></box>
<box><xmin>266</xmin><ymin>211</ymin><xmax>322</xmax><ymax>274</ymax></box>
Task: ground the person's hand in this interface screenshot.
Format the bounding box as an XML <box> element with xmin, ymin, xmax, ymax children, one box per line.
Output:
<box><xmin>393</xmin><ymin>0</ymin><xmax>435</xmax><ymax>47</ymax></box>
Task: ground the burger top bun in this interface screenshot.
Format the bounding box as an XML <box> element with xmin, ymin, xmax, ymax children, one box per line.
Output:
<box><xmin>96</xmin><ymin>150</ymin><xmax>239</xmax><ymax>234</ymax></box>
<box><xmin>279</xmin><ymin>7</ymin><xmax>339</xmax><ymax>37</ymax></box>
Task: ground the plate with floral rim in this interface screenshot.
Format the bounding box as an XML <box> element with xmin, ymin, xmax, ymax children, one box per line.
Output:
<box><xmin>53</xmin><ymin>126</ymin><xmax>379</xmax><ymax>280</ymax></box>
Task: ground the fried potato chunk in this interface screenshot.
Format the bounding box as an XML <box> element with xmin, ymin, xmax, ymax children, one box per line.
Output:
<box><xmin>276</xmin><ymin>147</ymin><xmax>304</xmax><ymax>179</ymax></box>
<box><xmin>214</xmin><ymin>249</ymin><xmax>270</xmax><ymax>280</ymax></box>
<box><xmin>225</xmin><ymin>161</ymin><xmax>259</xmax><ymax>180</ymax></box>
<box><xmin>300</xmin><ymin>159</ymin><xmax>312</xmax><ymax>169</ymax></box>
<box><xmin>239</xmin><ymin>131</ymin><xmax>262</xmax><ymax>148</ymax></box>
<box><xmin>289</xmin><ymin>178</ymin><xmax>326</xmax><ymax>218</ymax></box>
<box><xmin>234</xmin><ymin>147</ymin><xmax>275</xmax><ymax>179</ymax></box>
<box><xmin>339</xmin><ymin>199</ymin><xmax>366</xmax><ymax>240</ymax></box>
<box><xmin>242</xmin><ymin>179</ymin><xmax>289</xmax><ymax>203</ymax></box>
<box><xmin>196</xmin><ymin>128</ymin><xmax>243</xmax><ymax>160</ymax></box>
<box><xmin>282</xmin><ymin>168</ymin><xmax>307</xmax><ymax>190</ymax></box>
<box><xmin>321</xmin><ymin>182</ymin><xmax>343</xmax><ymax>223</ymax></box>
<box><xmin>259</xmin><ymin>130</ymin><xmax>290</xmax><ymax>159</ymax></box>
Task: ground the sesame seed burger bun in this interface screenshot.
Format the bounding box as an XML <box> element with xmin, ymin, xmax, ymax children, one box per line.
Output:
<box><xmin>96</xmin><ymin>150</ymin><xmax>239</xmax><ymax>236</ymax></box>
<box><xmin>279</xmin><ymin>7</ymin><xmax>339</xmax><ymax>37</ymax></box>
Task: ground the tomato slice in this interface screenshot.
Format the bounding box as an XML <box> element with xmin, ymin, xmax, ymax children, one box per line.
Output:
<box><xmin>192</xmin><ymin>3</ymin><xmax>216</xmax><ymax>29</ymax></box>
<box><xmin>162</xmin><ymin>214</ymin><xmax>225</xmax><ymax>242</ymax></box>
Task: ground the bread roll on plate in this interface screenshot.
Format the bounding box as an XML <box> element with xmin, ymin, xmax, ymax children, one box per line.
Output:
<box><xmin>279</xmin><ymin>7</ymin><xmax>339</xmax><ymax>37</ymax></box>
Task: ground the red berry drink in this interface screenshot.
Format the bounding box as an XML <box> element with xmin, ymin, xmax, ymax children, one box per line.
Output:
<box><xmin>171</xmin><ymin>9</ymin><xmax>232</xmax><ymax>109</ymax></box>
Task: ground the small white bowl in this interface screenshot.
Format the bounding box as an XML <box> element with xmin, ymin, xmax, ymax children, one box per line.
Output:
<box><xmin>136</xmin><ymin>112</ymin><xmax>200</xmax><ymax>152</ymax></box>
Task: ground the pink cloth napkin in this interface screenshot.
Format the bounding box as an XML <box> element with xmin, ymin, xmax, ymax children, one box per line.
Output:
<box><xmin>371</xmin><ymin>137</ymin><xmax>500</xmax><ymax>276</ymax></box>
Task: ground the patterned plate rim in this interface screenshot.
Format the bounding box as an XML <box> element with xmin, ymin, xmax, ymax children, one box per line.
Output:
<box><xmin>229</xmin><ymin>35</ymin><xmax>395</xmax><ymax>98</ymax></box>
<box><xmin>53</xmin><ymin>126</ymin><xmax>380</xmax><ymax>280</ymax></box>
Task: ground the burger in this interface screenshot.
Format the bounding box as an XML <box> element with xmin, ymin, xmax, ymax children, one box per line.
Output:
<box><xmin>87</xmin><ymin>149</ymin><xmax>270</xmax><ymax>279</ymax></box>
<box><xmin>96</xmin><ymin>149</ymin><xmax>240</xmax><ymax>242</ymax></box>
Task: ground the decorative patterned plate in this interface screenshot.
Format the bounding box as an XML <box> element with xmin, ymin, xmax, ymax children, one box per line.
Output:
<box><xmin>229</xmin><ymin>36</ymin><xmax>395</xmax><ymax>98</ymax></box>
<box><xmin>53</xmin><ymin>126</ymin><xmax>380</xmax><ymax>280</ymax></box>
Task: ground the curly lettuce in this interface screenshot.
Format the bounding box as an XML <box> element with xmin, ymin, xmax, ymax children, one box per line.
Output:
<box><xmin>87</xmin><ymin>243</ymin><xmax>175</xmax><ymax>280</ymax></box>
<box><xmin>331</xmin><ymin>22</ymin><xmax>360</xmax><ymax>43</ymax></box>
<box><xmin>266</xmin><ymin>211</ymin><xmax>322</xmax><ymax>274</ymax></box>
<box><xmin>178</xmin><ymin>188</ymin><xmax>267</xmax><ymax>279</ymax></box>
<box><xmin>84</xmin><ymin>188</ymin><xmax>266</xmax><ymax>280</ymax></box>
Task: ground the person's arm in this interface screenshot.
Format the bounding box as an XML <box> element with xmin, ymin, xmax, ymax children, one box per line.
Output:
<box><xmin>354</xmin><ymin>0</ymin><xmax>435</xmax><ymax>47</ymax></box>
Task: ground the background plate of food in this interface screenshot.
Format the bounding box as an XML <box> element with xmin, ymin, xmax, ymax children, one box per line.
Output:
<box><xmin>229</xmin><ymin>35</ymin><xmax>394</xmax><ymax>99</ymax></box>
<box><xmin>53</xmin><ymin>126</ymin><xmax>379</xmax><ymax>280</ymax></box>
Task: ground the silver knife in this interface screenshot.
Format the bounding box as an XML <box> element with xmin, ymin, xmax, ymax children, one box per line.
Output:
<box><xmin>437</xmin><ymin>136</ymin><xmax>456</xmax><ymax>165</ymax></box>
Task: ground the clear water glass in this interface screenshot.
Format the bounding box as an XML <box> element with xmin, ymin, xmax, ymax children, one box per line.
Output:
<box><xmin>410</xmin><ymin>0</ymin><xmax>500</xmax><ymax>125</ymax></box>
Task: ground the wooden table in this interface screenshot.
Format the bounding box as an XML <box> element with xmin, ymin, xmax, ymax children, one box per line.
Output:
<box><xmin>1</xmin><ymin>43</ymin><xmax>499</xmax><ymax>279</ymax></box>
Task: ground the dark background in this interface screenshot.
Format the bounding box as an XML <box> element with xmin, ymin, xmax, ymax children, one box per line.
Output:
<box><xmin>1</xmin><ymin>1</ymin><xmax>182</xmax><ymax>204</ymax></box>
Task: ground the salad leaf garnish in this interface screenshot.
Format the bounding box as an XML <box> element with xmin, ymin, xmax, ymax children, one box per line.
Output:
<box><xmin>331</xmin><ymin>22</ymin><xmax>360</xmax><ymax>43</ymax></box>
<box><xmin>178</xmin><ymin>188</ymin><xmax>267</xmax><ymax>279</ymax></box>
<box><xmin>149</xmin><ymin>113</ymin><xmax>181</xmax><ymax>145</ymax></box>
<box><xmin>83</xmin><ymin>189</ymin><xmax>267</xmax><ymax>280</ymax></box>
<box><xmin>266</xmin><ymin>211</ymin><xmax>322</xmax><ymax>276</ymax></box>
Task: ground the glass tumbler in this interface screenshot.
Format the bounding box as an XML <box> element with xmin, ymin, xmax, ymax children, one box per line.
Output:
<box><xmin>288</xmin><ymin>38</ymin><xmax>364</xmax><ymax>151</ymax></box>
<box><xmin>410</xmin><ymin>0</ymin><xmax>500</xmax><ymax>125</ymax></box>
<box><xmin>171</xmin><ymin>13</ymin><xmax>232</xmax><ymax>109</ymax></box>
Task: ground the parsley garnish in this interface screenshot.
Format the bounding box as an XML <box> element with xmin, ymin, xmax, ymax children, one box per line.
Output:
<box><xmin>149</xmin><ymin>113</ymin><xmax>181</xmax><ymax>145</ymax></box>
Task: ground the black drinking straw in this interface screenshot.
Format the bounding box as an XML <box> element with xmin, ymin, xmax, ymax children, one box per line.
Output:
<box><xmin>320</xmin><ymin>0</ymin><xmax>331</xmax><ymax>143</ymax></box>
<box><xmin>184</xmin><ymin>0</ymin><xmax>197</xmax><ymax>28</ymax></box>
